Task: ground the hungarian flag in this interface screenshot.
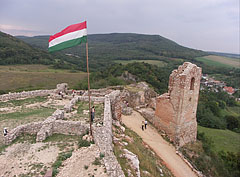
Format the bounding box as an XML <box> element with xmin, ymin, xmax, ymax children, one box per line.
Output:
<box><xmin>48</xmin><ymin>21</ymin><xmax>87</xmax><ymax>52</ymax></box>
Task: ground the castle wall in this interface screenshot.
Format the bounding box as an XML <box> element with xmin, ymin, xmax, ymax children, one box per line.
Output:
<box><xmin>0</xmin><ymin>89</ymin><xmax>56</xmax><ymax>102</ymax></box>
<box><xmin>155</xmin><ymin>62</ymin><xmax>202</xmax><ymax>146</ymax></box>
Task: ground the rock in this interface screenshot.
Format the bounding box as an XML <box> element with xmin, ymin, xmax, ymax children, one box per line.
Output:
<box><xmin>120</xmin><ymin>126</ymin><xmax>125</xmax><ymax>133</ymax></box>
<box><xmin>122</xmin><ymin>107</ymin><xmax>133</xmax><ymax>115</ymax></box>
<box><xmin>125</xmin><ymin>135</ymin><xmax>134</xmax><ymax>143</ymax></box>
<box><xmin>56</xmin><ymin>83</ymin><xmax>69</xmax><ymax>93</ymax></box>
<box><xmin>123</xmin><ymin>149</ymin><xmax>140</xmax><ymax>177</ymax></box>
<box><xmin>122</xmin><ymin>142</ymin><xmax>128</xmax><ymax>146</ymax></box>
<box><xmin>113</xmin><ymin>120</ymin><xmax>121</xmax><ymax>127</ymax></box>
<box><xmin>83</xmin><ymin>110</ymin><xmax>89</xmax><ymax>115</ymax></box>
<box><xmin>82</xmin><ymin>134</ymin><xmax>93</xmax><ymax>142</ymax></box>
<box><xmin>157</xmin><ymin>166</ymin><xmax>163</xmax><ymax>173</ymax></box>
<box><xmin>127</xmin><ymin>169</ymin><xmax>134</xmax><ymax>177</ymax></box>
<box><xmin>142</xmin><ymin>170</ymin><xmax>151</xmax><ymax>176</ymax></box>
<box><xmin>44</xmin><ymin>169</ymin><xmax>53</xmax><ymax>177</ymax></box>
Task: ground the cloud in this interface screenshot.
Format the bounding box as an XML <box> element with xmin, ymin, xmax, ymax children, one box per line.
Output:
<box><xmin>0</xmin><ymin>0</ymin><xmax>239</xmax><ymax>53</ymax></box>
<box><xmin>0</xmin><ymin>24</ymin><xmax>45</xmax><ymax>36</ymax></box>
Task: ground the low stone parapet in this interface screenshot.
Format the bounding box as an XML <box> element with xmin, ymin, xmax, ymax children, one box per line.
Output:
<box><xmin>4</xmin><ymin>122</ymin><xmax>43</xmax><ymax>145</ymax></box>
<box><xmin>77</xmin><ymin>96</ymin><xmax>105</xmax><ymax>103</ymax></box>
<box><xmin>93</xmin><ymin>94</ymin><xmax>125</xmax><ymax>177</ymax></box>
<box><xmin>53</xmin><ymin>120</ymin><xmax>88</xmax><ymax>136</ymax></box>
<box><xmin>0</xmin><ymin>89</ymin><xmax>56</xmax><ymax>102</ymax></box>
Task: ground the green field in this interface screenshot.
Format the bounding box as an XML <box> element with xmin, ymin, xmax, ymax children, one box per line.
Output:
<box><xmin>195</xmin><ymin>55</ymin><xmax>240</xmax><ymax>68</ymax></box>
<box><xmin>114</xmin><ymin>60</ymin><xmax>166</xmax><ymax>67</ymax></box>
<box><xmin>198</xmin><ymin>125</ymin><xmax>240</xmax><ymax>153</ymax></box>
<box><xmin>0</xmin><ymin>65</ymin><xmax>87</xmax><ymax>92</ymax></box>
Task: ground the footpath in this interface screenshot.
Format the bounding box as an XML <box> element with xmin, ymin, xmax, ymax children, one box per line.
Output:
<box><xmin>122</xmin><ymin>111</ymin><xmax>197</xmax><ymax>177</ymax></box>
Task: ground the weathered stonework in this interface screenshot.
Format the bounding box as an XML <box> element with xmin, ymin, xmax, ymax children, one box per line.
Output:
<box><xmin>155</xmin><ymin>62</ymin><xmax>202</xmax><ymax>147</ymax></box>
<box><xmin>123</xmin><ymin>82</ymin><xmax>157</xmax><ymax>109</ymax></box>
<box><xmin>93</xmin><ymin>94</ymin><xmax>125</xmax><ymax>177</ymax></box>
<box><xmin>4</xmin><ymin>109</ymin><xmax>88</xmax><ymax>144</ymax></box>
<box><xmin>2</xmin><ymin>85</ymin><xmax>125</xmax><ymax>176</ymax></box>
<box><xmin>0</xmin><ymin>90</ymin><xmax>55</xmax><ymax>102</ymax></box>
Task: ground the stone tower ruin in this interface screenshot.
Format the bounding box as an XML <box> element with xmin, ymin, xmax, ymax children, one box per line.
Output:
<box><xmin>155</xmin><ymin>62</ymin><xmax>202</xmax><ymax>147</ymax></box>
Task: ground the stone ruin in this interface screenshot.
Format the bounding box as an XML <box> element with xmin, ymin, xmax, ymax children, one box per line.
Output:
<box><xmin>155</xmin><ymin>62</ymin><xmax>202</xmax><ymax>146</ymax></box>
<box><xmin>1</xmin><ymin>61</ymin><xmax>202</xmax><ymax>176</ymax></box>
<box><xmin>2</xmin><ymin>85</ymin><xmax>125</xmax><ymax>177</ymax></box>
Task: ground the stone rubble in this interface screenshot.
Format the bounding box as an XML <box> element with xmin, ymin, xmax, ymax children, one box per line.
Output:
<box><xmin>123</xmin><ymin>149</ymin><xmax>140</xmax><ymax>177</ymax></box>
<box><xmin>93</xmin><ymin>92</ymin><xmax>125</xmax><ymax>177</ymax></box>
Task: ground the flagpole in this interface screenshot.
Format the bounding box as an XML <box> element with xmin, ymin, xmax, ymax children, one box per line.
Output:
<box><xmin>86</xmin><ymin>41</ymin><xmax>92</xmax><ymax>136</ymax></box>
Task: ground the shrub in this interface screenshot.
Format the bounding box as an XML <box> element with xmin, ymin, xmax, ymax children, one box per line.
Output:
<box><xmin>78</xmin><ymin>139</ymin><xmax>91</xmax><ymax>148</ymax></box>
<box><xmin>92</xmin><ymin>157</ymin><xmax>101</xmax><ymax>166</ymax></box>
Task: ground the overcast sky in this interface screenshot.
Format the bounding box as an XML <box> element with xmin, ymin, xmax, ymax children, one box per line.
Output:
<box><xmin>0</xmin><ymin>0</ymin><xmax>239</xmax><ymax>54</ymax></box>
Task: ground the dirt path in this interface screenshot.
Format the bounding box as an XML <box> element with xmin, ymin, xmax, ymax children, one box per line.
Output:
<box><xmin>122</xmin><ymin>111</ymin><xmax>197</xmax><ymax>177</ymax></box>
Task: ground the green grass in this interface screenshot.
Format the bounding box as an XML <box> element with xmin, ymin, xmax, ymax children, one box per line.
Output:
<box><xmin>196</xmin><ymin>57</ymin><xmax>231</xmax><ymax>68</ymax></box>
<box><xmin>0</xmin><ymin>107</ymin><xmax>55</xmax><ymax>146</ymax></box>
<box><xmin>114</xmin><ymin>60</ymin><xmax>166</xmax><ymax>67</ymax></box>
<box><xmin>195</xmin><ymin>55</ymin><xmax>240</xmax><ymax>68</ymax></box>
<box><xmin>43</xmin><ymin>134</ymin><xmax>80</xmax><ymax>143</ymax></box>
<box><xmin>76</xmin><ymin>101</ymin><xmax>104</xmax><ymax>118</ymax></box>
<box><xmin>0</xmin><ymin>96</ymin><xmax>47</xmax><ymax>108</ymax></box>
<box><xmin>0</xmin><ymin>107</ymin><xmax>55</xmax><ymax>121</ymax></box>
<box><xmin>92</xmin><ymin>157</ymin><xmax>101</xmax><ymax>166</ymax></box>
<box><xmin>198</xmin><ymin>125</ymin><xmax>240</xmax><ymax>153</ymax></box>
<box><xmin>220</xmin><ymin>106</ymin><xmax>240</xmax><ymax>119</ymax></box>
<box><xmin>52</xmin><ymin>150</ymin><xmax>73</xmax><ymax>177</ymax></box>
<box><xmin>114</xmin><ymin>126</ymin><xmax>173</xmax><ymax>177</ymax></box>
<box><xmin>0</xmin><ymin>64</ymin><xmax>87</xmax><ymax>92</ymax></box>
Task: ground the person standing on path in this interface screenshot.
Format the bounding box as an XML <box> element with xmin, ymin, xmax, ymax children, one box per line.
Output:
<box><xmin>145</xmin><ymin>120</ymin><xmax>148</xmax><ymax>129</ymax></box>
<box><xmin>91</xmin><ymin>106</ymin><xmax>95</xmax><ymax>122</ymax></box>
<box><xmin>142</xmin><ymin>121</ymin><xmax>145</xmax><ymax>131</ymax></box>
<box><xmin>3</xmin><ymin>128</ymin><xmax>8</xmax><ymax>136</ymax></box>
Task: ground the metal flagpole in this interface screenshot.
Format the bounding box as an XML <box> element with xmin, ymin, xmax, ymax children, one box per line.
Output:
<box><xmin>86</xmin><ymin>42</ymin><xmax>92</xmax><ymax>136</ymax></box>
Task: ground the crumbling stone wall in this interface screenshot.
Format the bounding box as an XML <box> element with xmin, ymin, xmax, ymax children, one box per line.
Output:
<box><xmin>123</xmin><ymin>82</ymin><xmax>157</xmax><ymax>109</ymax></box>
<box><xmin>0</xmin><ymin>83</ymin><xmax>70</xmax><ymax>102</ymax></box>
<box><xmin>4</xmin><ymin>122</ymin><xmax>43</xmax><ymax>144</ymax></box>
<box><xmin>64</xmin><ymin>96</ymin><xmax>105</xmax><ymax>113</ymax></box>
<box><xmin>0</xmin><ymin>90</ymin><xmax>55</xmax><ymax>102</ymax></box>
<box><xmin>93</xmin><ymin>93</ymin><xmax>125</xmax><ymax>177</ymax></box>
<box><xmin>155</xmin><ymin>62</ymin><xmax>202</xmax><ymax>147</ymax></box>
<box><xmin>4</xmin><ymin>109</ymin><xmax>88</xmax><ymax>144</ymax></box>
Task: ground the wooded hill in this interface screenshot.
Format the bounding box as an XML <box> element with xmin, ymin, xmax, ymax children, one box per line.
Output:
<box><xmin>0</xmin><ymin>31</ymin><xmax>54</xmax><ymax>65</ymax></box>
<box><xmin>16</xmin><ymin>33</ymin><xmax>207</xmax><ymax>70</ymax></box>
<box><xmin>0</xmin><ymin>31</ymin><xmax>82</xmax><ymax>69</ymax></box>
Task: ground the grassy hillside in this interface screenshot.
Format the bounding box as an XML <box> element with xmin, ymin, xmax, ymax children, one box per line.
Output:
<box><xmin>208</xmin><ymin>51</ymin><xmax>240</xmax><ymax>59</ymax></box>
<box><xmin>0</xmin><ymin>31</ymin><xmax>86</xmax><ymax>71</ymax></box>
<box><xmin>198</xmin><ymin>126</ymin><xmax>240</xmax><ymax>153</ymax></box>
<box><xmin>0</xmin><ymin>65</ymin><xmax>87</xmax><ymax>93</ymax></box>
<box><xmin>17</xmin><ymin>33</ymin><xmax>207</xmax><ymax>65</ymax></box>
<box><xmin>0</xmin><ymin>31</ymin><xmax>54</xmax><ymax>65</ymax></box>
<box><xmin>196</xmin><ymin>55</ymin><xmax>240</xmax><ymax>68</ymax></box>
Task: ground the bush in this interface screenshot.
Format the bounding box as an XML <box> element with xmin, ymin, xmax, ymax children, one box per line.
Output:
<box><xmin>92</xmin><ymin>157</ymin><xmax>101</xmax><ymax>166</ymax></box>
<box><xmin>52</xmin><ymin>151</ymin><xmax>73</xmax><ymax>177</ymax></box>
<box><xmin>78</xmin><ymin>139</ymin><xmax>91</xmax><ymax>148</ymax></box>
<box><xmin>226</xmin><ymin>115</ymin><xmax>240</xmax><ymax>131</ymax></box>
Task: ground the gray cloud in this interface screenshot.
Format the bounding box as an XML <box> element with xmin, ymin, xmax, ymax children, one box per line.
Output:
<box><xmin>0</xmin><ymin>0</ymin><xmax>239</xmax><ymax>54</ymax></box>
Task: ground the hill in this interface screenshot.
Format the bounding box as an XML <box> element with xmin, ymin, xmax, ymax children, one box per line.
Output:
<box><xmin>17</xmin><ymin>33</ymin><xmax>207</xmax><ymax>66</ymax></box>
<box><xmin>208</xmin><ymin>51</ymin><xmax>240</xmax><ymax>59</ymax></box>
<box><xmin>196</xmin><ymin>55</ymin><xmax>240</xmax><ymax>68</ymax></box>
<box><xmin>0</xmin><ymin>31</ymin><xmax>54</xmax><ymax>65</ymax></box>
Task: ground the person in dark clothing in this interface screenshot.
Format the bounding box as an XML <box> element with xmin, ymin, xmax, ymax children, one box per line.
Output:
<box><xmin>3</xmin><ymin>128</ymin><xmax>8</xmax><ymax>136</ymax></box>
<box><xmin>91</xmin><ymin>106</ymin><xmax>95</xmax><ymax>122</ymax></box>
<box><xmin>142</xmin><ymin>121</ymin><xmax>144</xmax><ymax>131</ymax></box>
<box><xmin>145</xmin><ymin>120</ymin><xmax>148</xmax><ymax>129</ymax></box>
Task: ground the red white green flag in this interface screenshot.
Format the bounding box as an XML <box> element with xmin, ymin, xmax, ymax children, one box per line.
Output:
<box><xmin>48</xmin><ymin>21</ymin><xmax>87</xmax><ymax>52</ymax></box>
